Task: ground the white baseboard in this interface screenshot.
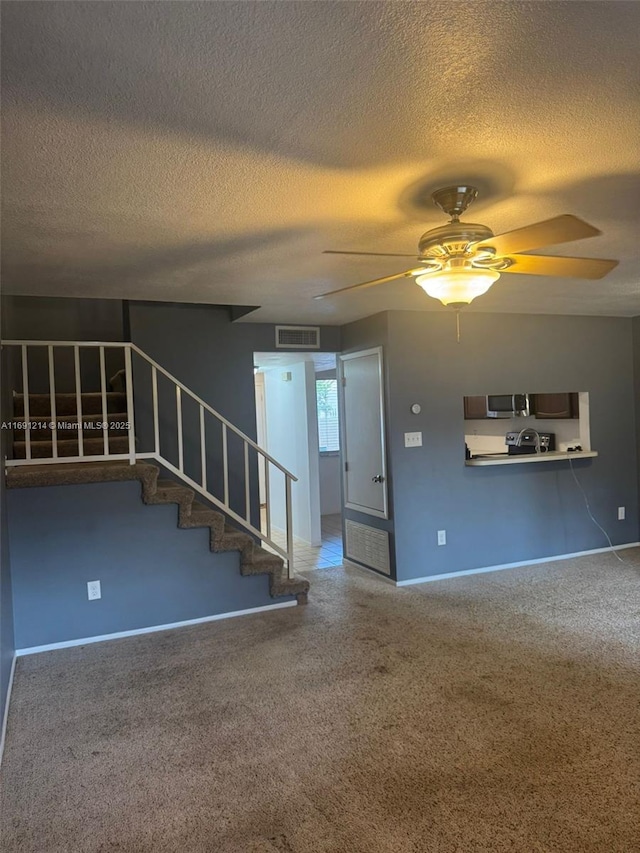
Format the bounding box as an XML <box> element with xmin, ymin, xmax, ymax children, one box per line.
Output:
<box><xmin>395</xmin><ymin>542</ymin><xmax>640</xmax><ymax>587</ymax></box>
<box><xmin>15</xmin><ymin>600</ymin><xmax>298</xmax><ymax>657</ymax></box>
<box><xmin>0</xmin><ymin>653</ymin><xmax>17</xmax><ymax>769</ymax></box>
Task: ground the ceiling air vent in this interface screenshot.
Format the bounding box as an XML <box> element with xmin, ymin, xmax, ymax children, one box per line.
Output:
<box><xmin>275</xmin><ymin>325</ymin><xmax>320</xmax><ymax>349</ymax></box>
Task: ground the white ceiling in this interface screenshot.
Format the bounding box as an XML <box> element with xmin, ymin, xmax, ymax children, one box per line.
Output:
<box><xmin>2</xmin><ymin>1</ymin><xmax>639</xmax><ymax>323</ymax></box>
<box><xmin>254</xmin><ymin>352</ymin><xmax>337</xmax><ymax>373</ymax></box>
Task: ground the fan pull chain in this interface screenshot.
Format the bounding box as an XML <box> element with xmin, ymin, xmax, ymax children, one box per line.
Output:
<box><xmin>456</xmin><ymin>309</ymin><xmax>461</xmax><ymax>343</ymax></box>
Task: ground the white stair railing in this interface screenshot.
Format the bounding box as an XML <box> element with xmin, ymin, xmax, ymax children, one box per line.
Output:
<box><xmin>1</xmin><ymin>340</ymin><xmax>297</xmax><ymax>576</ymax></box>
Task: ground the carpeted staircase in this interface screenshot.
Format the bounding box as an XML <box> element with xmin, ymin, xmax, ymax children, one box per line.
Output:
<box><xmin>7</xmin><ymin>388</ymin><xmax>309</xmax><ymax>604</ymax></box>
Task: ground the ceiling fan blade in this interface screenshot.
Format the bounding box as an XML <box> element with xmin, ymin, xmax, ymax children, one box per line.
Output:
<box><xmin>314</xmin><ymin>269</ymin><xmax>417</xmax><ymax>300</ymax></box>
<box><xmin>324</xmin><ymin>250</ymin><xmax>422</xmax><ymax>258</ymax></box>
<box><xmin>475</xmin><ymin>215</ymin><xmax>601</xmax><ymax>256</ymax></box>
<box><xmin>502</xmin><ymin>254</ymin><xmax>618</xmax><ymax>279</ymax></box>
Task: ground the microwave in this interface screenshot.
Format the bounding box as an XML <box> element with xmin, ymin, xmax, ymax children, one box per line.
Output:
<box><xmin>486</xmin><ymin>393</ymin><xmax>529</xmax><ymax>418</ymax></box>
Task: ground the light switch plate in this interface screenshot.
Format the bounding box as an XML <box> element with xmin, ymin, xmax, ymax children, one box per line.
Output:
<box><xmin>404</xmin><ymin>431</ymin><xmax>422</xmax><ymax>448</ymax></box>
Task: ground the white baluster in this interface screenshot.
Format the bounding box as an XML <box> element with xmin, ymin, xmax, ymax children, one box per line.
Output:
<box><xmin>100</xmin><ymin>347</ymin><xmax>108</xmax><ymax>455</ymax></box>
<box><xmin>285</xmin><ymin>475</ymin><xmax>293</xmax><ymax>578</ymax></box>
<box><xmin>74</xmin><ymin>345</ymin><xmax>84</xmax><ymax>458</ymax></box>
<box><xmin>200</xmin><ymin>405</ymin><xmax>206</xmax><ymax>490</ymax></box>
<box><xmin>124</xmin><ymin>346</ymin><xmax>136</xmax><ymax>465</ymax></box>
<box><xmin>222</xmin><ymin>423</ymin><xmax>229</xmax><ymax>506</ymax></box>
<box><xmin>176</xmin><ymin>386</ymin><xmax>183</xmax><ymax>472</ymax></box>
<box><xmin>20</xmin><ymin>346</ymin><xmax>31</xmax><ymax>461</ymax></box>
<box><xmin>244</xmin><ymin>442</ymin><xmax>250</xmax><ymax>521</ymax></box>
<box><xmin>264</xmin><ymin>457</ymin><xmax>271</xmax><ymax>539</ymax></box>
<box><xmin>48</xmin><ymin>345</ymin><xmax>58</xmax><ymax>459</ymax></box>
<box><xmin>152</xmin><ymin>366</ymin><xmax>159</xmax><ymax>455</ymax></box>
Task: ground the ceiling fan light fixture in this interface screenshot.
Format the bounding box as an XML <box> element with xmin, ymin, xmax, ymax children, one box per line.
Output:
<box><xmin>415</xmin><ymin>268</ymin><xmax>500</xmax><ymax>307</ymax></box>
<box><xmin>319</xmin><ymin>187</ymin><xmax>618</xmax><ymax>304</ymax></box>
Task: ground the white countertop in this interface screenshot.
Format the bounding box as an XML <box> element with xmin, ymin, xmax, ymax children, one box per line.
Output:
<box><xmin>465</xmin><ymin>450</ymin><xmax>598</xmax><ymax>467</ymax></box>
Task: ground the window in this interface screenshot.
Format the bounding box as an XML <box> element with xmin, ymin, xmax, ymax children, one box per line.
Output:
<box><xmin>316</xmin><ymin>378</ymin><xmax>340</xmax><ymax>452</ymax></box>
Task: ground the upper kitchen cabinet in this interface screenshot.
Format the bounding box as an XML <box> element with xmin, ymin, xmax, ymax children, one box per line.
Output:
<box><xmin>463</xmin><ymin>396</ymin><xmax>488</xmax><ymax>419</ymax></box>
<box><xmin>531</xmin><ymin>392</ymin><xmax>579</xmax><ymax>419</ymax></box>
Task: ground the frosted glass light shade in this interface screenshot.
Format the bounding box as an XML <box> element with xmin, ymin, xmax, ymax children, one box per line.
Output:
<box><xmin>415</xmin><ymin>269</ymin><xmax>500</xmax><ymax>306</ymax></box>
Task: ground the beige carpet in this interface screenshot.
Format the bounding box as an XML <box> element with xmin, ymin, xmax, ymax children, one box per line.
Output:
<box><xmin>2</xmin><ymin>552</ymin><xmax>639</xmax><ymax>853</ymax></box>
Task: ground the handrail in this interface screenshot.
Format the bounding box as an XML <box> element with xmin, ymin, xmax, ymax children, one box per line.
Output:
<box><xmin>2</xmin><ymin>341</ymin><xmax>129</xmax><ymax>347</ymax></box>
<box><xmin>2</xmin><ymin>340</ymin><xmax>297</xmax><ymax>482</ymax></box>
<box><xmin>2</xmin><ymin>339</ymin><xmax>298</xmax><ymax>577</ymax></box>
<box><xmin>129</xmin><ymin>344</ymin><xmax>297</xmax><ymax>481</ymax></box>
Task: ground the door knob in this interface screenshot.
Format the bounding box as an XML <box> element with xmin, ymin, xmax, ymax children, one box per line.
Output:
<box><xmin>372</xmin><ymin>474</ymin><xmax>385</xmax><ymax>483</ymax></box>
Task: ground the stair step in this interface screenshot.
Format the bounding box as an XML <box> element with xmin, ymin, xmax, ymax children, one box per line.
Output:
<box><xmin>217</xmin><ymin>524</ymin><xmax>255</xmax><ymax>558</ymax></box>
<box><xmin>13</xmin><ymin>437</ymin><xmax>130</xmax><ymax>459</ymax></box>
<box><xmin>242</xmin><ymin>556</ymin><xmax>284</xmax><ymax>578</ymax></box>
<box><xmin>155</xmin><ymin>479</ymin><xmax>194</xmax><ymax>494</ymax></box>
<box><xmin>13</xmin><ymin>413</ymin><xmax>130</xmax><ymax>441</ymax></box>
<box><xmin>183</xmin><ymin>500</ymin><xmax>226</xmax><ymax>534</ymax></box>
<box><xmin>223</xmin><ymin>523</ymin><xmax>254</xmax><ymax>542</ymax></box>
<box><xmin>190</xmin><ymin>500</ymin><xmax>224</xmax><ymax>520</ymax></box>
<box><xmin>13</xmin><ymin>392</ymin><xmax>128</xmax><ymax>417</ymax></box>
<box><xmin>249</xmin><ymin>545</ymin><xmax>285</xmax><ymax>567</ymax></box>
<box><xmin>6</xmin><ymin>460</ymin><xmax>158</xmax><ymax>489</ymax></box>
<box><xmin>147</xmin><ymin>480</ymin><xmax>195</xmax><ymax>512</ymax></box>
<box><xmin>5</xmin><ymin>458</ymin><xmax>309</xmax><ymax>602</ymax></box>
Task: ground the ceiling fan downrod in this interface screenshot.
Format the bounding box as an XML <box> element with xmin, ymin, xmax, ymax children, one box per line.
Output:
<box><xmin>430</xmin><ymin>185</ymin><xmax>479</xmax><ymax>222</ymax></box>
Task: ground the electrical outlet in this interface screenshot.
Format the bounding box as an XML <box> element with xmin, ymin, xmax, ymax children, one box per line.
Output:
<box><xmin>87</xmin><ymin>580</ymin><xmax>101</xmax><ymax>601</ymax></box>
<box><xmin>404</xmin><ymin>431</ymin><xmax>423</xmax><ymax>448</ymax></box>
<box><xmin>437</xmin><ymin>529</ymin><xmax>446</xmax><ymax>546</ymax></box>
<box><xmin>618</xmin><ymin>506</ymin><xmax>626</xmax><ymax>521</ymax></box>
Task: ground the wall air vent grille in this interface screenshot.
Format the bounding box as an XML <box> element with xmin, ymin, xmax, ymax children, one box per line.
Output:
<box><xmin>345</xmin><ymin>520</ymin><xmax>390</xmax><ymax>575</ymax></box>
<box><xmin>275</xmin><ymin>326</ymin><xmax>320</xmax><ymax>349</ymax></box>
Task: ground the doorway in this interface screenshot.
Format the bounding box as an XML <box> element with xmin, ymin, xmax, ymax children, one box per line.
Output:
<box><xmin>254</xmin><ymin>351</ymin><xmax>343</xmax><ymax>568</ymax></box>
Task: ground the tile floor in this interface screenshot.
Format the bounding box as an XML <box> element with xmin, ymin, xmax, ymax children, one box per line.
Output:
<box><xmin>261</xmin><ymin>511</ymin><xmax>343</xmax><ymax>571</ymax></box>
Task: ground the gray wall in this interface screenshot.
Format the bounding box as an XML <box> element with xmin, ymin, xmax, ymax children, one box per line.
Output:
<box><xmin>127</xmin><ymin>301</ymin><xmax>340</xmax><ymax>527</ymax></box>
<box><xmin>127</xmin><ymin>302</ymin><xmax>340</xmax><ymax>435</ymax></box>
<box><xmin>341</xmin><ymin>310</ymin><xmax>639</xmax><ymax>581</ymax></box>
<box><xmin>1</xmin><ymin>295</ymin><xmax>126</xmax><ymax>394</ymax></box>
<box><xmin>383</xmin><ymin>311</ymin><xmax>638</xmax><ymax>581</ymax></box>
<box><xmin>0</xmin><ymin>477</ymin><xmax>13</xmax><ymax>726</ymax></box>
<box><xmin>1</xmin><ymin>295</ymin><xmax>125</xmax><ymax>342</ymax></box>
<box><xmin>0</xmin><ymin>326</ymin><xmax>15</xmax><ymax>728</ymax></box>
<box><xmin>633</xmin><ymin>316</ymin><xmax>640</xmax><ymax>526</ymax></box>
<box><xmin>8</xmin><ymin>480</ymin><xmax>289</xmax><ymax>649</ymax></box>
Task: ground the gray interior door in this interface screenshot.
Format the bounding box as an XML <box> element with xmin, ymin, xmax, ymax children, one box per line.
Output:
<box><xmin>339</xmin><ymin>347</ymin><xmax>388</xmax><ymax>518</ymax></box>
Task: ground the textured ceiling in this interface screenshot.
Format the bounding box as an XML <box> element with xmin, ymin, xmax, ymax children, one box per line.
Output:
<box><xmin>2</xmin><ymin>1</ymin><xmax>639</xmax><ymax>324</ymax></box>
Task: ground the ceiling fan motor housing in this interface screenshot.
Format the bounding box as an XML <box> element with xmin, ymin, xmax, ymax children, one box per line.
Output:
<box><xmin>418</xmin><ymin>222</ymin><xmax>495</xmax><ymax>258</ymax></box>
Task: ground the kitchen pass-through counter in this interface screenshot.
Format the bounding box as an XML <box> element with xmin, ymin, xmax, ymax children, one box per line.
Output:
<box><xmin>466</xmin><ymin>450</ymin><xmax>598</xmax><ymax>467</ymax></box>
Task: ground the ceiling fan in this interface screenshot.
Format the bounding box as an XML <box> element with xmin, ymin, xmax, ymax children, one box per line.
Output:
<box><xmin>315</xmin><ymin>185</ymin><xmax>618</xmax><ymax>307</ymax></box>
